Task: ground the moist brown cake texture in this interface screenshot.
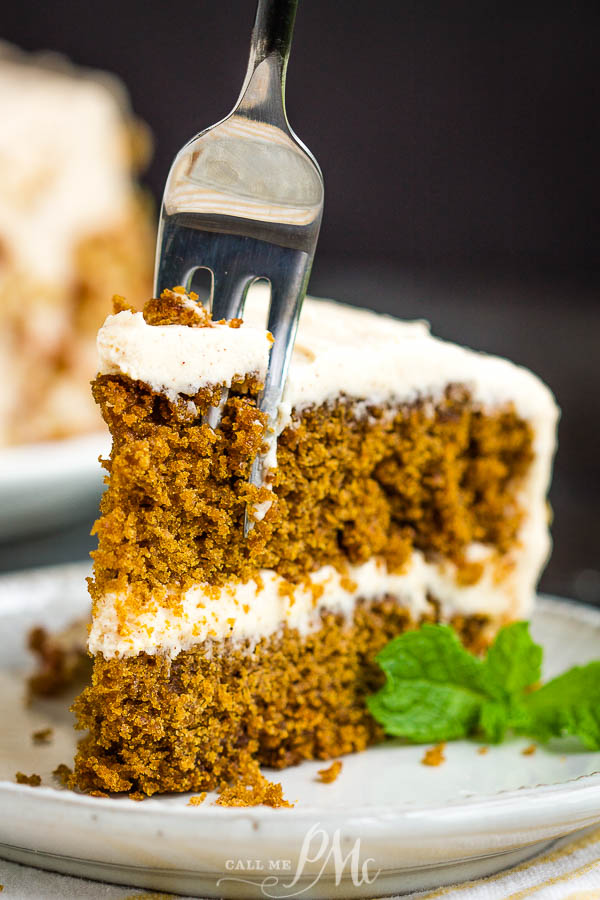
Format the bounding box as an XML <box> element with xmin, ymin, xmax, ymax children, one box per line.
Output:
<box><xmin>72</xmin><ymin>291</ymin><xmax>534</xmax><ymax>796</ymax></box>
<box><xmin>72</xmin><ymin>599</ymin><xmax>488</xmax><ymax>796</ymax></box>
<box><xmin>215</xmin><ymin>766</ymin><xmax>292</xmax><ymax>808</ymax></box>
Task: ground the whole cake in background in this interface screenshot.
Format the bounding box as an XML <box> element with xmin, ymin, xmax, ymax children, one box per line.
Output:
<box><xmin>71</xmin><ymin>284</ymin><xmax>558</xmax><ymax>796</ymax></box>
<box><xmin>0</xmin><ymin>42</ymin><xmax>154</xmax><ymax>446</ymax></box>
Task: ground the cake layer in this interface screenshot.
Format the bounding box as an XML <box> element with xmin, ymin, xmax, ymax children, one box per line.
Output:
<box><xmin>89</xmin><ymin>542</ymin><xmax>544</xmax><ymax>659</ymax></box>
<box><xmin>73</xmin><ymin>599</ymin><xmax>490</xmax><ymax>796</ymax></box>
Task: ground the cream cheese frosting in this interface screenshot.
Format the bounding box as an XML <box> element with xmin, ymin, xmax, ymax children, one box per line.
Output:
<box><xmin>97</xmin><ymin>284</ymin><xmax>558</xmax><ymax>430</ymax></box>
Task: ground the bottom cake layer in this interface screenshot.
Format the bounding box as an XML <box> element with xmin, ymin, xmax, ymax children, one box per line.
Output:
<box><xmin>72</xmin><ymin>598</ymin><xmax>490</xmax><ymax>796</ymax></box>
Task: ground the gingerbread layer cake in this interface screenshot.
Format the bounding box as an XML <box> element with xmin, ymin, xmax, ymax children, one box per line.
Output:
<box><xmin>72</xmin><ymin>285</ymin><xmax>558</xmax><ymax>795</ymax></box>
<box><xmin>0</xmin><ymin>43</ymin><xmax>153</xmax><ymax>445</ymax></box>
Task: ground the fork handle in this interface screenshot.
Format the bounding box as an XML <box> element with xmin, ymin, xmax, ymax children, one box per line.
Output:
<box><xmin>251</xmin><ymin>0</ymin><xmax>298</xmax><ymax>66</ymax></box>
<box><xmin>239</xmin><ymin>0</ymin><xmax>299</xmax><ymax>110</ymax></box>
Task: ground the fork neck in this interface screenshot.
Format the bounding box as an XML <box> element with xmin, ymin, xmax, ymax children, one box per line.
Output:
<box><xmin>237</xmin><ymin>0</ymin><xmax>298</xmax><ymax>122</ymax></box>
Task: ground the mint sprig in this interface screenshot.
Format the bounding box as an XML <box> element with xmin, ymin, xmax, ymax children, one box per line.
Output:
<box><xmin>367</xmin><ymin>621</ymin><xmax>600</xmax><ymax>750</ymax></box>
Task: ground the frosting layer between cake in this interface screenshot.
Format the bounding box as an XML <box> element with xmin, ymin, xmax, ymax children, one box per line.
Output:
<box><xmin>89</xmin><ymin>536</ymin><xmax>548</xmax><ymax>658</ymax></box>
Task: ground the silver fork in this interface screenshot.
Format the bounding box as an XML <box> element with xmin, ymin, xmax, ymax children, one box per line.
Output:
<box><xmin>154</xmin><ymin>0</ymin><xmax>323</xmax><ymax>534</ymax></box>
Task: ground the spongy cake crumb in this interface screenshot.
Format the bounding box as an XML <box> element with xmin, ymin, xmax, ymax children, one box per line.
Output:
<box><xmin>421</xmin><ymin>743</ymin><xmax>446</xmax><ymax>767</ymax></box>
<box><xmin>15</xmin><ymin>772</ymin><xmax>41</xmax><ymax>786</ymax></box>
<box><xmin>216</xmin><ymin>765</ymin><xmax>293</xmax><ymax>808</ymax></box>
<box><xmin>317</xmin><ymin>760</ymin><xmax>343</xmax><ymax>783</ymax></box>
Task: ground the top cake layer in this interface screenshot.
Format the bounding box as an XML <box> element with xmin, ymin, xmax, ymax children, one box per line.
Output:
<box><xmin>89</xmin><ymin>287</ymin><xmax>559</xmax><ymax>657</ymax></box>
<box><xmin>98</xmin><ymin>284</ymin><xmax>557</xmax><ymax>431</ymax></box>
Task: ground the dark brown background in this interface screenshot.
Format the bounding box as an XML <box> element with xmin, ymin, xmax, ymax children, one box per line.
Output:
<box><xmin>2</xmin><ymin>0</ymin><xmax>599</xmax><ymax>602</ymax></box>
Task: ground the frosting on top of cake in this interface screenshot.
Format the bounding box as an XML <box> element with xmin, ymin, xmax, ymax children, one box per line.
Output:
<box><xmin>0</xmin><ymin>43</ymin><xmax>134</xmax><ymax>284</ymax></box>
<box><xmin>97</xmin><ymin>283</ymin><xmax>558</xmax><ymax>429</ymax></box>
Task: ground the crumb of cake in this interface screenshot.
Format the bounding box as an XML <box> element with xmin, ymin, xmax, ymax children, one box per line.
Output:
<box><xmin>89</xmin><ymin>790</ymin><xmax>110</xmax><ymax>798</ymax></box>
<box><xmin>522</xmin><ymin>744</ymin><xmax>537</xmax><ymax>756</ymax></box>
<box><xmin>143</xmin><ymin>289</ymin><xmax>211</xmax><ymax>327</ymax></box>
<box><xmin>129</xmin><ymin>792</ymin><xmax>147</xmax><ymax>801</ymax></box>
<box><xmin>317</xmin><ymin>760</ymin><xmax>343</xmax><ymax>783</ymax></box>
<box><xmin>477</xmin><ymin>746</ymin><xmax>489</xmax><ymax>755</ymax></box>
<box><xmin>422</xmin><ymin>743</ymin><xmax>446</xmax><ymax>767</ymax></box>
<box><xmin>52</xmin><ymin>763</ymin><xmax>73</xmax><ymax>785</ymax></box>
<box><xmin>216</xmin><ymin>766</ymin><xmax>292</xmax><ymax>809</ymax></box>
<box><xmin>27</xmin><ymin>621</ymin><xmax>90</xmax><ymax>698</ymax></box>
<box><xmin>188</xmin><ymin>793</ymin><xmax>207</xmax><ymax>806</ymax></box>
<box><xmin>15</xmin><ymin>772</ymin><xmax>41</xmax><ymax>786</ymax></box>
<box><xmin>32</xmin><ymin>727</ymin><xmax>53</xmax><ymax>745</ymax></box>
<box><xmin>112</xmin><ymin>294</ymin><xmax>137</xmax><ymax>315</ymax></box>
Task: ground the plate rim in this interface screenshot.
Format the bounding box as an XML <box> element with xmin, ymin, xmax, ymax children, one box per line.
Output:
<box><xmin>0</xmin><ymin>430</ymin><xmax>110</xmax><ymax>485</ymax></box>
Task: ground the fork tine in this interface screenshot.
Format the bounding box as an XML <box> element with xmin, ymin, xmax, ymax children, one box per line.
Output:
<box><xmin>244</xmin><ymin>259</ymin><xmax>309</xmax><ymax>535</ymax></box>
<box><xmin>203</xmin><ymin>271</ymin><xmax>256</xmax><ymax>431</ymax></box>
<box><xmin>210</xmin><ymin>272</ymin><xmax>253</xmax><ymax>323</ymax></box>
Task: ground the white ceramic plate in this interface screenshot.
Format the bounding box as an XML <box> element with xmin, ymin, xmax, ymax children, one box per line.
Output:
<box><xmin>0</xmin><ymin>433</ymin><xmax>110</xmax><ymax>540</ymax></box>
<box><xmin>0</xmin><ymin>563</ymin><xmax>599</xmax><ymax>898</ymax></box>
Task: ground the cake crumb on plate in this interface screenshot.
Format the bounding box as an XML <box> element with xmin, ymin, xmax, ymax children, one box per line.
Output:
<box><xmin>32</xmin><ymin>727</ymin><xmax>53</xmax><ymax>744</ymax></box>
<box><xmin>317</xmin><ymin>760</ymin><xmax>343</xmax><ymax>783</ymax></box>
<box><xmin>15</xmin><ymin>772</ymin><xmax>41</xmax><ymax>786</ymax></box>
<box><xmin>52</xmin><ymin>763</ymin><xmax>72</xmax><ymax>784</ymax></box>
<box><xmin>216</xmin><ymin>766</ymin><xmax>292</xmax><ymax>808</ymax></box>
<box><xmin>422</xmin><ymin>743</ymin><xmax>446</xmax><ymax>767</ymax></box>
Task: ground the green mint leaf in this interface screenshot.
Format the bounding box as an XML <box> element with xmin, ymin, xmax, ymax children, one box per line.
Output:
<box><xmin>374</xmin><ymin>624</ymin><xmax>487</xmax><ymax>692</ymax></box>
<box><xmin>368</xmin><ymin>620</ymin><xmax>600</xmax><ymax>751</ymax></box>
<box><xmin>367</xmin><ymin>679</ymin><xmax>483</xmax><ymax>743</ymax></box>
<box><xmin>367</xmin><ymin>624</ymin><xmax>491</xmax><ymax>742</ymax></box>
<box><xmin>478</xmin><ymin>700</ymin><xmax>511</xmax><ymax>743</ymax></box>
<box><xmin>368</xmin><ymin>621</ymin><xmax>544</xmax><ymax>744</ymax></box>
<box><xmin>482</xmin><ymin>621</ymin><xmax>543</xmax><ymax>700</ymax></box>
<box><xmin>522</xmin><ymin>662</ymin><xmax>600</xmax><ymax>750</ymax></box>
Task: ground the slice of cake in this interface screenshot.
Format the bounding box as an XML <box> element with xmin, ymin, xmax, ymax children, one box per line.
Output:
<box><xmin>72</xmin><ymin>285</ymin><xmax>558</xmax><ymax>795</ymax></box>
<box><xmin>0</xmin><ymin>42</ymin><xmax>153</xmax><ymax>445</ymax></box>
